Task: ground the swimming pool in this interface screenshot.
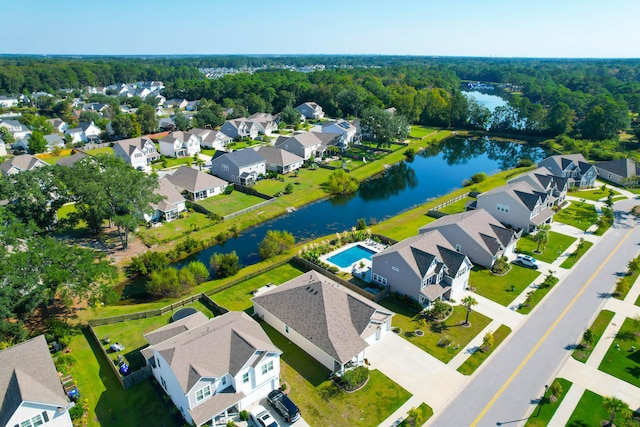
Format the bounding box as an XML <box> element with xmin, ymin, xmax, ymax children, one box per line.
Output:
<box><xmin>327</xmin><ymin>245</ymin><xmax>377</xmax><ymax>269</ymax></box>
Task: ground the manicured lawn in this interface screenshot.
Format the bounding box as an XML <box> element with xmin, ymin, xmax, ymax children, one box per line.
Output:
<box><xmin>614</xmin><ymin>268</ymin><xmax>638</xmax><ymax>301</ymax></box>
<box><xmin>86</xmin><ymin>146</ymin><xmax>115</xmax><ymax>156</ymax></box>
<box><xmin>567</xmin><ymin>389</ymin><xmax>636</xmax><ymax>427</ymax></box>
<box><xmin>516</xmin><ymin>231</ymin><xmax>576</xmax><ymax>263</ymax></box>
<box><xmin>151</xmin><ymin>156</ymin><xmax>193</xmax><ymax>170</ymax></box>
<box><xmin>517</xmin><ymin>273</ymin><xmax>559</xmax><ymax>314</ymax></box>
<box><xmin>524</xmin><ymin>378</ymin><xmax>572</xmax><ymax>427</ymax></box>
<box><xmin>261</xmin><ymin>322</ymin><xmax>412</xmax><ymax>427</ymax></box>
<box><xmin>137</xmin><ymin>211</ymin><xmax>214</xmax><ymax>244</ymax></box>
<box><xmin>210</xmin><ymin>262</ymin><xmax>306</xmax><ymax>311</ymax></box>
<box><xmin>399</xmin><ymin>403</ymin><xmax>433</xmax><ymax>427</ymax></box>
<box><xmin>66</xmin><ymin>329</ymin><xmax>178</xmax><ymax>427</ymax></box>
<box><xmin>254</xmin><ymin>167</ymin><xmax>334</xmax><ymax>202</ymax></box>
<box><xmin>197</xmin><ymin>191</ymin><xmax>266</xmax><ymax>217</ymax></box>
<box><xmin>457</xmin><ymin>324</ymin><xmax>511</xmax><ymax>375</ymax></box>
<box><xmin>438</xmin><ymin>197</ymin><xmax>475</xmax><ymax>214</ymax></box>
<box><xmin>379</xmin><ymin>299</ymin><xmax>492</xmax><ymax>363</ymax></box>
<box><xmin>569</xmin><ymin>187</ymin><xmax>620</xmax><ymax>202</ymax></box>
<box><xmin>598</xmin><ymin>316</ymin><xmax>640</xmax><ymax>387</ymax></box>
<box><xmin>554</xmin><ymin>202</ymin><xmax>599</xmax><ymax>231</ymax></box>
<box><xmin>470</xmin><ymin>265</ymin><xmax>541</xmax><ymax>306</ymax></box>
<box><xmin>572</xmin><ymin>310</ymin><xmax>615</xmax><ymax>363</ymax></box>
<box><xmin>559</xmin><ymin>240</ymin><xmax>593</xmax><ymax>269</ymax></box>
<box><xmin>409</xmin><ymin>125</ymin><xmax>436</xmax><ymax>139</ymax></box>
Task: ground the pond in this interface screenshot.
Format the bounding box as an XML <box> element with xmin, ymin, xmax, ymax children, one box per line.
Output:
<box><xmin>178</xmin><ymin>137</ymin><xmax>548</xmax><ymax>271</ymax></box>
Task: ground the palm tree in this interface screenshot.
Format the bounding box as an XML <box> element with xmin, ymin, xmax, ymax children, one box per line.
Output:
<box><xmin>534</xmin><ymin>224</ymin><xmax>550</xmax><ymax>253</ymax></box>
<box><xmin>429</xmin><ymin>300</ymin><xmax>449</xmax><ymax>320</ymax></box>
<box><xmin>602</xmin><ymin>396</ymin><xmax>629</xmax><ymax>426</ymax></box>
<box><xmin>462</xmin><ymin>296</ymin><xmax>478</xmax><ymax>326</ymax></box>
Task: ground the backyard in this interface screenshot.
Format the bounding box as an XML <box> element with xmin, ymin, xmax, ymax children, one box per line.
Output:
<box><xmin>470</xmin><ymin>265</ymin><xmax>541</xmax><ymax>306</ymax></box>
<box><xmin>516</xmin><ymin>231</ymin><xmax>576</xmax><ymax>263</ymax></box>
<box><xmin>568</xmin><ymin>186</ymin><xmax>621</xmax><ymax>202</ymax></box>
<box><xmin>196</xmin><ymin>190</ymin><xmax>267</xmax><ymax>217</ymax></box>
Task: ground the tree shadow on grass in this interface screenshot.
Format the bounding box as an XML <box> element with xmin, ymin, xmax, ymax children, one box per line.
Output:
<box><xmin>430</xmin><ymin>322</ymin><xmax>449</xmax><ymax>334</ymax></box>
<box><xmin>625</xmin><ymin>366</ymin><xmax>640</xmax><ymax>379</ymax></box>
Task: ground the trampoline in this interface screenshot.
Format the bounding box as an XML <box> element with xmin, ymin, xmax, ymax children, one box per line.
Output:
<box><xmin>171</xmin><ymin>307</ymin><xmax>197</xmax><ymax>322</ymax></box>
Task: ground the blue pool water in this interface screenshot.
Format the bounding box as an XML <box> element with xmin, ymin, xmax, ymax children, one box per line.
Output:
<box><xmin>327</xmin><ymin>245</ymin><xmax>377</xmax><ymax>269</ymax></box>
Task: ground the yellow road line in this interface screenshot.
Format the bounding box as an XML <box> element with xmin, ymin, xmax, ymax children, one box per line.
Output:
<box><xmin>470</xmin><ymin>227</ymin><xmax>635</xmax><ymax>427</ymax></box>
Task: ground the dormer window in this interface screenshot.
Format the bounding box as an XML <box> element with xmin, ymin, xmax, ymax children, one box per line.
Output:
<box><xmin>195</xmin><ymin>385</ymin><xmax>211</xmax><ymax>402</ymax></box>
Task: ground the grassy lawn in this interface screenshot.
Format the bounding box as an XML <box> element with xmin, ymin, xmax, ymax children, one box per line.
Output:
<box><xmin>524</xmin><ymin>378</ymin><xmax>572</xmax><ymax>427</ymax></box>
<box><xmin>66</xmin><ymin>330</ymin><xmax>178</xmax><ymax>427</ymax></box>
<box><xmin>470</xmin><ymin>265</ymin><xmax>541</xmax><ymax>306</ymax></box>
<box><xmin>559</xmin><ymin>240</ymin><xmax>593</xmax><ymax>269</ymax></box>
<box><xmin>86</xmin><ymin>147</ymin><xmax>115</xmax><ymax>156</ymax></box>
<box><xmin>261</xmin><ymin>322</ymin><xmax>411</xmax><ymax>427</ymax></box>
<box><xmin>210</xmin><ymin>262</ymin><xmax>305</xmax><ymax>311</ymax></box>
<box><xmin>409</xmin><ymin>125</ymin><xmax>436</xmax><ymax>139</ymax></box>
<box><xmin>399</xmin><ymin>403</ymin><xmax>433</xmax><ymax>427</ymax></box>
<box><xmin>92</xmin><ymin>301</ymin><xmax>214</xmax><ymax>370</ymax></box>
<box><xmin>379</xmin><ymin>299</ymin><xmax>491</xmax><ymax>363</ymax></box>
<box><xmin>569</xmin><ymin>187</ymin><xmax>620</xmax><ymax>202</ymax></box>
<box><xmin>598</xmin><ymin>316</ymin><xmax>640</xmax><ymax>387</ymax></box>
<box><xmin>517</xmin><ymin>273</ymin><xmax>559</xmax><ymax>314</ymax></box>
<box><xmin>572</xmin><ymin>310</ymin><xmax>615</xmax><ymax>363</ymax></box>
<box><xmin>614</xmin><ymin>268</ymin><xmax>638</xmax><ymax>301</ymax></box>
<box><xmin>437</xmin><ymin>197</ymin><xmax>475</xmax><ymax>214</ymax></box>
<box><xmin>567</xmin><ymin>389</ymin><xmax>638</xmax><ymax>427</ymax></box>
<box><xmin>457</xmin><ymin>324</ymin><xmax>511</xmax><ymax>375</ymax></box>
<box><xmin>197</xmin><ymin>191</ymin><xmax>266</xmax><ymax>217</ymax></box>
<box><xmin>516</xmin><ymin>231</ymin><xmax>576</xmax><ymax>263</ymax></box>
<box><xmin>554</xmin><ymin>202</ymin><xmax>599</xmax><ymax>231</ymax></box>
<box><xmin>137</xmin><ymin>211</ymin><xmax>214</xmax><ymax>244</ymax></box>
<box><xmin>254</xmin><ymin>167</ymin><xmax>334</xmax><ymax>201</ymax></box>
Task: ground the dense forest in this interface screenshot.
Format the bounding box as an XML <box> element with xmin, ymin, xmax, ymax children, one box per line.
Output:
<box><xmin>1</xmin><ymin>56</ymin><xmax>640</xmax><ymax>159</ymax></box>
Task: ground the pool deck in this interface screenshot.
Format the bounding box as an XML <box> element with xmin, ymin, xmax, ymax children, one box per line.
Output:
<box><xmin>319</xmin><ymin>240</ymin><xmax>386</xmax><ymax>273</ymax></box>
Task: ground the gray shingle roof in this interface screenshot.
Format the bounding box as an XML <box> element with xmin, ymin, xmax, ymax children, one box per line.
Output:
<box><xmin>256</xmin><ymin>146</ymin><xmax>303</xmax><ymax>167</ymax></box>
<box><xmin>57</xmin><ymin>150</ymin><xmax>89</xmax><ymax>168</ymax></box>
<box><xmin>212</xmin><ymin>148</ymin><xmax>265</xmax><ymax>168</ymax></box>
<box><xmin>166</xmin><ymin>166</ymin><xmax>228</xmax><ymax>193</ymax></box>
<box><xmin>0</xmin><ymin>335</ymin><xmax>69</xmax><ymax>426</ymax></box>
<box><xmin>596</xmin><ymin>158</ymin><xmax>640</xmax><ymax>179</ymax></box>
<box><xmin>252</xmin><ymin>271</ymin><xmax>393</xmax><ymax>364</ymax></box>
<box><xmin>0</xmin><ymin>154</ymin><xmax>48</xmax><ymax>176</ymax></box>
<box><xmin>152</xmin><ymin>176</ymin><xmax>186</xmax><ymax>213</ymax></box>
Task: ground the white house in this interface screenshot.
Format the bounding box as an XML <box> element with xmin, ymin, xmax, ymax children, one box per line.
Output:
<box><xmin>64</xmin><ymin>122</ymin><xmax>101</xmax><ymax>144</ymax></box>
<box><xmin>0</xmin><ymin>96</ymin><xmax>19</xmax><ymax>108</ymax></box>
<box><xmin>0</xmin><ymin>154</ymin><xmax>48</xmax><ymax>176</ymax></box>
<box><xmin>220</xmin><ymin>118</ymin><xmax>259</xmax><ymax>140</ymax></box>
<box><xmin>295</xmin><ymin>102</ymin><xmax>325</xmax><ymax>120</ymax></box>
<box><xmin>159</xmin><ymin>131</ymin><xmax>201</xmax><ymax>158</ymax></box>
<box><xmin>0</xmin><ymin>335</ymin><xmax>73</xmax><ymax>427</ymax></box>
<box><xmin>113</xmin><ymin>136</ymin><xmax>160</xmax><ymax>170</ymax></box>
<box><xmin>146</xmin><ymin>176</ymin><xmax>187</xmax><ymax>222</ymax></box>
<box><xmin>0</xmin><ymin>119</ymin><xmax>31</xmax><ymax>140</ymax></box>
<box><xmin>141</xmin><ymin>311</ymin><xmax>281</xmax><ymax>427</ymax></box>
<box><xmin>247</xmin><ymin>113</ymin><xmax>278</xmax><ymax>136</ymax></box>
<box><xmin>46</xmin><ymin>118</ymin><xmax>69</xmax><ymax>133</ymax></box>
<box><xmin>322</xmin><ymin>119</ymin><xmax>358</xmax><ymax>148</ymax></box>
<box><xmin>252</xmin><ymin>271</ymin><xmax>394</xmax><ymax>374</ymax></box>
<box><xmin>166</xmin><ymin>166</ymin><xmax>228</xmax><ymax>201</ymax></box>
<box><xmin>191</xmin><ymin>128</ymin><xmax>233</xmax><ymax>151</ymax></box>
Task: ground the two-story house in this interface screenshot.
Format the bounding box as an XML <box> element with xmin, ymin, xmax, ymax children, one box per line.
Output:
<box><xmin>247</xmin><ymin>113</ymin><xmax>278</xmax><ymax>136</ymax></box>
<box><xmin>371</xmin><ymin>230</ymin><xmax>473</xmax><ymax>307</ymax></box>
<box><xmin>0</xmin><ymin>154</ymin><xmax>48</xmax><ymax>176</ymax></box>
<box><xmin>538</xmin><ymin>154</ymin><xmax>597</xmax><ymax>189</ymax></box>
<box><xmin>159</xmin><ymin>131</ymin><xmax>201</xmax><ymax>158</ymax></box>
<box><xmin>146</xmin><ymin>176</ymin><xmax>187</xmax><ymax>222</ymax></box>
<box><xmin>220</xmin><ymin>118</ymin><xmax>259</xmax><ymax>140</ymax></box>
<box><xmin>210</xmin><ymin>149</ymin><xmax>266</xmax><ymax>185</ymax></box>
<box><xmin>113</xmin><ymin>136</ymin><xmax>160</xmax><ymax>170</ymax></box>
<box><xmin>274</xmin><ymin>131</ymin><xmax>341</xmax><ymax>160</ymax></box>
<box><xmin>0</xmin><ymin>335</ymin><xmax>73</xmax><ymax>427</ymax></box>
<box><xmin>0</xmin><ymin>119</ymin><xmax>31</xmax><ymax>140</ymax></box>
<box><xmin>475</xmin><ymin>181</ymin><xmax>555</xmax><ymax>234</ymax></box>
<box><xmin>0</xmin><ymin>95</ymin><xmax>19</xmax><ymax>108</ymax></box>
<box><xmin>46</xmin><ymin>118</ymin><xmax>69</xmax><ymax>133</ymax></box>
<box><xmin>321</xmin><ymin>119</ymin><xmax>358</xmax><ymax>149</ymax></box>
<box><xmin>507</xmin><ymin>167</ymin><xmax>569</xmax><ymax>206</ymax></box>
<box><xmin>191</xmin><ymin>128</ymin><xmax>233</xmax><ymax>151</ymax></box>
<box><xmin>166</xmin><ymin>166</ymin><xmax>228</xmax><ymax>201</ymax></box>
<box><xmin>141</xmin><ymin>311</ymin><xmax>281</xmax><ymax>427</ymax></box>
<box><xmin>65</xmin><ymin>121</ymin><xmax>101</xmax><ymax>144</ymax></box>
<box><xmin>295</xmin><ymin>102</ymin><xmax>325</xmax><ymax>120</ymax></box>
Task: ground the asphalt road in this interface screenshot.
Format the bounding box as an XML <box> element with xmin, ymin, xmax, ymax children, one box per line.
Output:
<box><xmin>429</xmin><ymin>200</ymin><xmax>640</xmax><ymax>427</ymax></box>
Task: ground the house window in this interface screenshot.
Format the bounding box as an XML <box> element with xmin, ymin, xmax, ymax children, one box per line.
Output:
<box><xmin>392</xmin><ymin>266</ymin><xmax>399</xmax><ymax>272</ymax></box>
<box><xmin>242</xmin><ymin>373</ymin><xmax>250</xmax><ymax>383</ymax></box>
<box><xmin>221</xmin><ymin>376</ymin><xmax>227</xmax><ymax>385</ymax></box>
<box><xmin>195</xmin><ymin>385</ymin><xmax>211</xmax><ymax>402</ymax></box>
<box><xmin>261</xmin><ymin>360</ymin><xmax>274</xmax><ymax>375</ymax></box>
<box><xmin>496</xmin><ymin>203</ymin><xmax>510</xmax><ymax>213</ymax></box>
<box><xmin>160</xmin><ymin>377</ymin><xmax>167</xmax><ymax>390</ymax></box>
<box><xmin>285</xmin><ymin>324</ymin><xmax>289</xmax><ymax>334</ymax></box>
<box><xmin>222</xmin><ymin>164</ymin><xmax>229</xmax><ymax>171</ymax></box>
<box><xmin>455</xmin><ymin>244</ymin><xmax>461</xmax><ymax>252</ymax></box>
<box><xmin>19</xmin><ymin>413</ymin><xmax>45</xmax><ymax>427</ymax></box>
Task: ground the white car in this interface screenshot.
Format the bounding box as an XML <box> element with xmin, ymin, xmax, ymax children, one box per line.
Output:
<box><xmin>515</xmin><ymin>254</ymin><xmax>540</xmax><ymax>269</ymax></box>
<box><xmin>250</xmin><ymin>405</ymin><xmax>280</xmax><ymax>427</ymax></box>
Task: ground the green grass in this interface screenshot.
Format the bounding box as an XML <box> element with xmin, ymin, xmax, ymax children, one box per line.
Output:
<box><xmin>567</xmin><ymin>389</ymin><xmax>636</xmax><ymax>427</ymax></box>
<box><xmin>86</xmin><ymin>147</ymin><xmax>115</xmax><ymax>156</ymax></box>
<box><xmin>457</xmin><ymin>324</ymin><xmax>511</xmax><ymax>375</ymax></box>
<box><xmin>137</xmin><ymin>211</ymin><xmax>215</xmax><ymax>244</ymax></box>
<box><xmin>517</xmin><ymin>274</ymin><xmax>559</xmax><ymax>314</ymax></box>
<box><xmin>409</xmin><ymin>125</ymin><xmax>436</xmax><ymax>139</ymax></box>
<box><xmin>598</xmin><ymin>316</ymin><xmax>640</xmax><ymax>387</ymax></box>
<box><xmin>261</xmin><ymin>322</ymin><xmax>412</xmax><ymax>427</ymax></box>
<box><xmin>197</xmin><ymin>190</ymin><xmax>268</xmax><ymax>216</ymax></box>
<box><xmin>559</xmin><ymin>240</ymin><xmax>594</xmax><ymax>269</ymax></box>
<box><xmin>636</xmin><ymin>293</ymin><xmax>640</xmax><ymax>307</ymax></box>
<box><xmin>572</xmin><ymin>310</ymin><xmax>615</xmax><ymax>363</ymax></box>
<box><xmin>210</xmin><ymin>262</ymin><xmax>306</xmax><ymax>311</ymax></box>
<box><xmin>379</xmin><ymin>299</ymin><xmax>491</xmax><ymax>363</ymax></box>
<box><xmin>554</xmin><ymin>202</ymin><xmax>599</xmax><ymax>231</ymax></box>
<box><xmin>524</xmin><ymin>378</ymin><xmax>572</xmax><ymax>427</ymax></box>
<box><xmin>516</xmin><ymin>231</ymin><xmax>576</xmax><ymax>263</ymax></box>
<box><xmin>398</xmin><ymin>403</ymin><xmax>433</xmax><ymax>427</ymax></box>
<box><xmin>438</xmin><ymin>197</ymin><xmax>475</xmax><ymax>214</ymax></box>
<box><xmin>470</xmin><ymin>265</ymin><xmax>541</xmax><ymax>306</ymax></box>
<box><xmin>569</xmin><ymin>187</ymin><xmax>621</xmax><ymax>202</ymax></box>
<box><xmin>614</xmin><ymin>269</ymin><xmax>638</xmax><ymax>301</ymax></box>
<box><xmin>151</xmin><ymin>156</ymin><xmax>194</xmax><ymax>170</ymax></box>
<box><xmin>66</xmin><ymin>329</ymin><xmax>178</xmax><ymax>427</ymax></box>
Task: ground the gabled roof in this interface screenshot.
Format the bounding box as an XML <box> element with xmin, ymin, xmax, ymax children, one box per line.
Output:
<box><xmin>191</xmin><ymin>128</ymin><xmax>232</xmax><ymax>144</ymax></box>
<box><xmin>0</xmin><ymin>335</ymin><xmax>69</xmax><ymax>426</ymax></box>
<box><xmin>323</xmin><ymin>119</ymin><xmax>355</xmax><ymax>133</ymax></box>
<box><xmin>0</xmin><ymin>154</ymin><xmax>48</xmax><ymax>175</ymax></box>
<box><xmin>142</xmin><ymin>311</ymin><xmax>280</xmax><ymax>394</ymax></box>
<box><xmin>252</xmin><ymin>271</ymin><xmax>393</xmax><ymax>364</ymax></box>
<box><xmin>480</xmin><ymin>181</ymin><xmax>544</xmax><ymax>211</ymax></box>
<box><xmin>538</xmin><ymin>154</ymin><xmax>593</xmax><ymax>176</ymax></box>
<box><xmin>57</xmin><ymin>150</ymin><xmax>89</xmax><ymax>167</ymax></box>
<box><xmin>78</xmin><ymin>121</ymin><xmax>97</xmax><ymax>131</ymax></box>
<box><xmin>296</xmin><ymin>102</ymin><xmax>321</xmax><ymax>111</ymax></box>
<box><xmin>114</xmin><ymin>136</ymin><xmax>156</xmax><ymax>157</ymax></box>
<box><xmin>166</xmin><ymin>166</ymin><xmax>228</xmax><ymax>193</ymax></box>
<box><xmin>248</xmin><ymin>112</ymin><xmax>276</xmax><ymax>122</ymax></box>
<box><xmin>595</xmin><ymin>158</ymin><xmax>640</xmax><ymax>179</ymax></box>
<box><xmin>256</xmin><ymin>146</ymin><xmax>303</xmax><ymax>167</ymax></box>
<box><xmin>159</xmin><ymin>131</ymin><xmax>195</xmax><ymax>144</ymax></box>
<box><xmin>212</xmin><ymin>148</ymin><xmax>265</xmax><ymax>168</ymax></box>
<box><xmin>153</xmin><ymin>176</ymin><xmax>186</xmax><ymax>213</ymax></box>
<box><xmin>144</xmin><ymin>311</ymin><xmax>209</xmax><ymax>345</ymax></box>
<box><xmin>274</xmin><ymin>131</ymin><xmax>340</xmax><ymax>150</ymax></box>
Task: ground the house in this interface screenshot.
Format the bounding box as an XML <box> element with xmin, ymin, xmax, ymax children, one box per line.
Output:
<box><xmin>159</xmin><ymin>117</ymin><xmax>175</xmax><ymax>131</ymax></box>
<box><xmin>538</xmin><ymin>154</ymin><xmax>597</xmax><ymax>188</ymax></box>
<box><xmin>475</xmin><ymin>181</ymin><xmax>555</xmax><ymax>234</ymax></box>
<box><xmin>252</xmin><ymin>270</ymin><xmax>393</xmax><ymax>374</ymax></box>
<box><xmin>82</xmin><ymin>102</ymin><xmax>108</xmax><ymax>113</ymax></box>
<box><xmin>166</xmin><ymin>166</ymin><xmax>228</xmax><ymax>201</ymax></box>
<box><xmin>274</xmin><ymin>131</ymin><xmax>341</xmax><ymax>160</ymax></box>
<box><xmin>295</xmin><ymin>102</ymin><xmax>325</xmax><ymax>120</ymax></box>
<box><xmin>595</xmin><ymin>158</ymin><xmax>640</xmax><ymax>187</ymax></box>
<box><xmin>159</xmin><ymin>131</ymin><xmax>201</xmax><ymax>158</ymax></box>
<box><xmin>141</xmin><ymin>311</ymin><xmax>281</xmax><ymax>427</ymax></box>
<box><xmin>0</xmin><ymin>154</ymin><xmax>48</xmax><ymax>176</ymax></box>
<box><xmin>146</xmin><ymin>176</ymin><xmax>187</xmax><ymax>222</ymax></box>
<box><xmin>43</xmin><ymin>134</ymin><xmax>66</xmax><ymax>152</ymax></box>
<box><xmin>507</xmin><ymin>167</ymin><xmax>569</xmax><ymax>206</ymax></box>
<box><xmin>113</xmin><ymin>136</ymin><xmax>160</xmax><ymax>170</ymax></box>
<box><xmin>0</xmin><ymin>335</ymin><xmax>73</xmax><ymax>427</ymax></box>
<box><xmin>0</xmin><ymin>139</ymin><xmax>7</xmax><ymax>157</ymax></box>
<box><xmin>46</xmin><ymin>118</ymin><xmax>69</xmax><ymax>133</ymax></box>
<box><xmin>321</xmin><ymin>119</ymin><xmax>359</xmax><ymax>148</ymax></box>
<box><xmin>0</xmin><ymin>119</ymin><xmax>31</xmax><ymax>140</ymax></box>
<box><xmin>210</xmin><ymin>149</ymin><xmax>266</xmax><ymax>185</ymax></box>
<box><xmin>247</xmin><ymin>113</ymin><xmax>278</xmax><ymax>136</ymax></box>
<box><xmin>64</xmin><ymin>122</ymin><xmax>101</xmax><ymax>144</ymax></box>
<box><xmin>57</xmin><ymin>150</ymin><xmax>89</xmax><ymax>168</ymax></box>
<box><xmin>371</xmin><ymin>230</ymin><xmax>473</xmax><ymax>307</ymax></box>
<box><xmin>220</xmin><ymin>118</ymin><xmax>259</xmax><ymax>140</ymax></box>
<box><xmin>0</xmin><ymin>95</ymin><xmax>19</xmax><ymax>108</ymax></box>
<box><xmin>185</xmin><ymin>100</ymin><xmax>200</xmax><ymax>111</ymax></box>
<box><xmin>418</xmin><ymin>208</ymin><xmax>520</xmax><ymax>268</ymax></box>
<box><xmin>256</xmin><ymin>146</ymin><xmax>304</xmax><ymax>174</ymax></box>
<box><xmin>165</xmin><ymin>99</ymin><xmax>189</xmax><ymax>110</ymax></box>
<box><xmin>191</xmin><ymin>128</ymin><xmax>233</xmax><ymax>151</ymax></box>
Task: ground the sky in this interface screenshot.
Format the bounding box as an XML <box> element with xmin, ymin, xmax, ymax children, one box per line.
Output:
<box><xmin>2</xmin><ymin>0</ymin><xmax>640</xmax><ymax>58</ymax></box>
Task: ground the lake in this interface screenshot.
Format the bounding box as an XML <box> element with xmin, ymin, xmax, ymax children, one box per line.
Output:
<box><xmin>178</xmin><ymin>137</ymin><xmax>547</xmax><ymax>270</ymax></box>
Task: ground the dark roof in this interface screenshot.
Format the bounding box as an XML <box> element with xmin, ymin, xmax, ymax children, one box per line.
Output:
<box><xmin>166</xmin><ymin>166</ymin><xmax>227</xmax><ymax>193</ymax></box>
<box><xmin>212</xmin><ymin>148</ymin><xmax>264</xmax><ymax>168</ymax></box>
<box><xmin>514</xmin><ymin>189</ymin><xmax>541</xmax><ymax>210</ymax></box>
<box><xmin>57</xmin><ymin>151</ymin><xmax>89</xmax><ymax>167</ymax></box>
<box><xmin>595</xmin><ymin>158</ymin><xmax>639</xmax><ymax>178</ymax></box>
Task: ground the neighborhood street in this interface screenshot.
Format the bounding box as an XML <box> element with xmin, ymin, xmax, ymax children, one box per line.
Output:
<box><xmin>428</xmin><ymin>199</ymin><xmax>640</xmax><ymax>426</ymax></box>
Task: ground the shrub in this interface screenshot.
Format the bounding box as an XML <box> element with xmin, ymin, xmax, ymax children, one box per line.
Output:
<box><xmin>614</xmin><ymin>278</ymin><xmax>630</xmax><ymax>297</ymax></box>
<box><xmin>470</xmin><ymin>172</ymin><xmax>487</xmax><ymax>183</ymax></box>
<box><xmin>284</xmin><ymin>183</ymin><xmax>294</xmax><ymax>194</ymax></box>
<box><xmin>55</xmin><ymin>354</ymin><xmax>77</xmax><ymax>375</ymax></box>
<box><xmin>437</xmin><ymin>337</ymin><xmax>451</xmax><ymax>347</ymax></box>
<box><xmin>491</xmin><ymin>256</ymin><xmax>510</xmax><ymax>274</ymax></box>
<box><xmin>239</xmin><ymin>411</ymin><xmax>249</xmax><ymax>421</ymax></box>
<box><xmin>340</xmin><ymin>366</ymin><xmax>369</xmax><ymax>390</ymax></box>
<box><xmin>356</xmin><ymin>218</ymin><xmax>367</xmax><ymax>230</ymax></box>
<box><xmin>223</xmin><ymin>185</ymin><xmax>234</xmax><ymax>195</ymax></box>
<box><xmin>210</xmin><ymin>251</ymin><xmax>241</xmax><ymax>278</ymax></box>
<box><xmin>147</xmin><ymin>267</ymin><xmax>183</xmax><ymax>298</ymax></box>
<box><xmin>46</xmin><ymin>319</ymin><xmax>79</xmax><ymax>349</ymax></box>
<box><xmin>127</xmin><ymin>251</ymin><xmax>168</xmax><ymax>277</ymax></box>
<box><xmin>258</xmin><ymin>230</ymin><xmax>295</xmax><ymax>259</ymax></box>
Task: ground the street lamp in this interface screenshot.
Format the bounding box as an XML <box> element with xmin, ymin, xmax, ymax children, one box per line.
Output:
<box><xmin>536</xmin><ymin>384</ymin><xmax>549</xmax><ymax>416</ymax></box>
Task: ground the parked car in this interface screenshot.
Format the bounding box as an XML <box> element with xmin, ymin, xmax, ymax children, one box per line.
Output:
<box><xmin>514</xmin><ymin>254</ymin><xmax>540</xmax><ymax>269</ymax></box>
<box><xmin>249</xmin><ymin>405</ymin><xmax>280</xmax><ymax>427</ymax></box>
<box><xmin>267</xmin><ymin>389</ymin><xmax>301</xmax><ymax>423</ymax></box>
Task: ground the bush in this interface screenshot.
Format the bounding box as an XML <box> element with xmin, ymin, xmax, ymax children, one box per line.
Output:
<box><xmin>223</xmin><ymin>185</ymin><xmax>234</xmax><ymax>195</ymax></box>
<box><xmin>284</xmin><ymin>183</ymin><xmax>294</xmax><ymax>194</ymax></box>
<box><xmin>127</xmin><ymin>251</ymin><xmax>168</xmax><ymax>277</ymax></box>
<box><xmin>470</xmin><ymin>172</ymin><xmax>487</xmax><ymax>183</ymax></box>
<box><xmin>258</xmin><ymin>230</ymin><xmax>295</xmax><ymax>260</ymax></box>
<box><xmin>46</xmin><ymin>319</ymin><xmax>79</xmax><ymax>349</ymax></box>
<box><xmin>55</xmin><ymin>354</ymin><xmax>77</xmax><ymax>375</ymax></box>
<box><xmin>147</xmin><ymin>267</ymin><xmax>183</xmax><ymax>298</ymax></box>
<box><xmin>210</xmin><ymin>251</ymin><xmax>241</xmax><ymax>278</ymax></box>
<box><xmin>339</xmin><ymin>366</ymin><xmax>369</xmax><ymax>390</ymax></box>
<box><xmin>239</xmin><ymin>411</ymin><xmax>249</xmax><ymax>421</ymax></box>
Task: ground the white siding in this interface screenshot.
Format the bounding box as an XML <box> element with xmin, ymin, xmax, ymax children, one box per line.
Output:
<box><xmin>7</xmin><ymin>402</ymin><xmax>73</xmax><ymax>427</ymax></box>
